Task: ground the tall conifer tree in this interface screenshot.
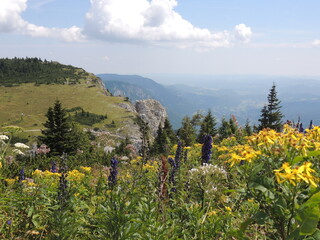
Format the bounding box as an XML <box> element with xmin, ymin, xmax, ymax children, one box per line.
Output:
<box><xmin>258</xmin><ymin>83</ymin><xmax>284</xmax><ymax>131</ymax></box>
<box><xmin>178</xmin><ymin>116</ymin><xmax>196</xmax><ymax>147</ymax></box>
<box><xmin>197</xmin><ymin>110</ymin><xmax>217</xmax><ymax>143</ymax></box>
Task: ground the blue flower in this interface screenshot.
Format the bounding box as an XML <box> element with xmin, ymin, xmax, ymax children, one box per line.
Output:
<box><xmin>51</xmin><ymin>161</ymin><xmax>57</xmax><ymax>173</ymax></box>
<box><xmin>19</xmin><ymin>168</ymin><xmax>25</xmax><ymax>181</ymax></box>
<box><xmin>108</xmin><ymin>158</ymin><xmax>118</xmax><ymax>187</ymax></box>
<box><xmin>174</xmin><ymin>141</ymin><xmax>183</xmax><ymax>169</ymax></box>
<box><xmin>201</xmin><ymin>135</ymin><xmax>213</xmax><ymax>164</ymax></box>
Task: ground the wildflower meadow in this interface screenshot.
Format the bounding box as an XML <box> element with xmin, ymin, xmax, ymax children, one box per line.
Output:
<box><xmin>1</xmin><ymin>124</ymin><xmax>320</xmax><ymax>239</ymax></box>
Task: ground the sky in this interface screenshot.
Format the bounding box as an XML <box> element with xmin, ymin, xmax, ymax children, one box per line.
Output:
<box><xmin>1</xmin><ymin>0</ymin><xmax>320</xmax><ymax>80</ymax></box>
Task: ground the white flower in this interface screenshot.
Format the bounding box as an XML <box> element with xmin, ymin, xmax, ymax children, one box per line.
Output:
<box><xmin>13</xmin><ymin>149</ymin><xmax>25</xmax><ymax>155</ymax></box>
<box><xmin>0</xmin><ymin>135</ymin><xmax>9</xmax><ymax>140</ymax></box>
<box><xmin>14</xmin><ymin>143</ymin><xmax>29</xmax><ymax>149</ymax></box>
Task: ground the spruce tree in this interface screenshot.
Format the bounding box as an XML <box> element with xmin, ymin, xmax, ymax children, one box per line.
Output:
<box><xmin>258</xmin><ymin>83</ymin><xmax>284</xmax><ymax>131</ymax></box>
<box><xmin>177</xmin><ymin>116</ymin><xmax>196</xmax><ymax>147</ymax></box>
<box><xmin>39</xmin><ymin>100</ymin><xmax>89</xmax><ymax>155</ymax></box>
<box><xmin>197</xmin><ymin>110</ymin><xmax>217</xmax><ymax>143</ymax></box>
<box><xmin>152</xmin><ymin>118</ymin><xmax>177</xmax><ymax>155</ymax></box>
<box><xmin>163</xmin><ymin>118</ymin><xmax>177</xmax><ymax>144</ymax></box>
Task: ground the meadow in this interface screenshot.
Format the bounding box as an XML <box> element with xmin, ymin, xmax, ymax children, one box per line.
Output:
<box><xmin>0</xmin><ymin>124</ymin><xmax>320</xmax><ymax>239</ymax></box>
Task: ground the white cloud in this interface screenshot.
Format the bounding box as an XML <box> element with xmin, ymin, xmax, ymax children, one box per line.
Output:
<box><xmin>312</xmin><ymin>39</ymin><xmax>320</xmax><ymax>46</ymax></box>
<box><xmin>0</xmin><ymin>0</ymin><xmax>253</xmax><ymax>48</ymax></box>
<box><xmin>234</xmin><ymin>24</ymin><xmax>252</xmax><ymax>43</ymax></box>
<box><xmin>84</xmin><ymin>0</ymin><xmax>252</xmax><ymax>48</ymax></box>
<box><xmin>0</xmin><ymin>0</ymin><xmax>85</xmax><ymax>42</ymax></box>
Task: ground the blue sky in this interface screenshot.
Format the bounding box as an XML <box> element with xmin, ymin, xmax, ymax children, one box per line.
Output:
<box><xmin>1</xmin><ymin>0</ymin><xmax>320</xmax><ymax>80</ymax></box>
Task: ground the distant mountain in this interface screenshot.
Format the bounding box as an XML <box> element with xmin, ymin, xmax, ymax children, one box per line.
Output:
<box><xmin>98</xmin><ymin>74</ymin><xmax>196</xmax><ymax>128</ymax></box>
<box><xmin>99</xmin><ymin>73</ymin><xmax>320</xmax><ymax>129</ymax></box>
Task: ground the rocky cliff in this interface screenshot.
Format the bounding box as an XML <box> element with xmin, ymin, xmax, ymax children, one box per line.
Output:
<box><xmin>135</xmin><ymin>99</ymin><xmax>167</xmax><ymax>137</ymax></box>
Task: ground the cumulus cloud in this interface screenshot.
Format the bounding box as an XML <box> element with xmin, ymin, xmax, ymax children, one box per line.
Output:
<box><xmin>0</xmin><ymin>0</ymin><xmax>252</xmax><ymax>48</ymax></box>
<box><xmin>0</xmin><ymin>0</ymin><xmax>85</xmax><ymax>42</ymax></box>
<box><xmin>84</xmin><ymin>0</ymin><xmax>252</xmax><ymax>48</ymax></box>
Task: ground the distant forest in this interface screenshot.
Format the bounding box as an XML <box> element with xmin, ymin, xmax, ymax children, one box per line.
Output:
<box><xmin>0</xmin><ymin>57</ymin><xmax>91</xmax><ymax>86</ymax></box>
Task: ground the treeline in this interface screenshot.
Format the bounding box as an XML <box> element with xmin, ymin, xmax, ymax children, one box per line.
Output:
<box><xmin>0</xmin><ymin>57</ymin><xmax>90</xmax><ymax>86</ymax></box>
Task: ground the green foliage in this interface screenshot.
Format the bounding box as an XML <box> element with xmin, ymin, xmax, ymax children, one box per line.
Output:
<box><xmin>68</xmin><ymin>107</ymin><xmax>107</xmax><ymax>126</ymax></box>
<box><xmin>258</xmin><ymin>83</ymin><xmax>284</xmax><ymax>131</ymax></box>
<box><xmin>218</xmin><ymin>116</ymin><xmax>240</xmax><ymax>141</ymax></box>
<box><xmin>152</xmin><ymin>118</ymin><xmax>177</xmax><ymax>155</ymax></box>
<box><xmin>0</xmin><ymin>57</ymin><xmax>91</xmax><ymax>86</ymax></box>
<box><xmin>197</xmin><ymin>110</ymin><xmax>217</xmax><ymax>143</ymax></box>
<box><xmin>178</xmin><ymin>116</ymin><xmax>196</xmax><ymax>147</ymax></box>
<box><xmin>39</xmin><ymin>100</ymin><xmax>90</xmax><ymax>156</ymax></box>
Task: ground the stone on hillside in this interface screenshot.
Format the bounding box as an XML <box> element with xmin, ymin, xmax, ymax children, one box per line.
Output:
<box><xmin>135</xmin><ymin>99</ymin><xmax>167</xmax><ymax>137</ymax></box>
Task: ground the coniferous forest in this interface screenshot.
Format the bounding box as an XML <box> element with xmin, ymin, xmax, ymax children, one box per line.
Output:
<box><xmin>0</xmin><ymin>57</ymin><xmax>93</xmax><ymax>86</ymax></box>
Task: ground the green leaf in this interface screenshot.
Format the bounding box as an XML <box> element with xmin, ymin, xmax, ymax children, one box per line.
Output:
<box><xmin>249</xmin><ymin>182</ymin><xmax>275</xmax><ymax>200</ymax></box>
<box><xmin>251</xmin><ymin>162</ymin><xmax>264</xmax><ymax>175</ymax></box>
<box><xmin>296</xmin><ymin>193</ymin><xmax>320</xmax><ymax>236</ymax></box>
<box><xmin>292</xmin><ymin>150</ymin><xmax>320</xmax><ymax>165</ymax></box>
<box><xmin>299</xmin><ymin>208</ymin><xmax>319</xmax><ymax>236</ymax></box>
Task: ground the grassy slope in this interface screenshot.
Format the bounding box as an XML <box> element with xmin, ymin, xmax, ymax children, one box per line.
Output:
<box><xmin>0</xmin><ymin>81</ymin><xmax>136</xmax><ymax>134</ymax></box>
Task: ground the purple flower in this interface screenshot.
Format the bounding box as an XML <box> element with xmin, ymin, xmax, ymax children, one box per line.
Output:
<box><xmin>174</xmin><ymin>141</ymin><xmax>183</xmax><ymax>169</ymax></box>
<box><xmin>108</xmin><ymin>158</ymin><xmax>118</xmax><ymax>187</ymax></box>
<box><xmin>168</xmin><ymin>157</ymin><xmax>178</xmax><ymax>195</ymax></box>
<box><xmin>51</xmin><ymin>161</ymin><xmax>57</xmax><ymax>173</ymax></box>
<box><xmin>201</xmin><ymin>135</ymin><xmax>213</xmax><ymax>164</ymax></box>
<box><xmin>299</xmin><ymin>123</ymin><xmax>304</xmax><ymax>133</ymax></box>
<box><xmin>7</xmin><ymin>220</ymin><xmax>12</xmax><ymax>225</ymax></box>
<box><xmin>19</xmin><ymin>168</ymin><xmax>25</xmax><ymax>181</ymax></box>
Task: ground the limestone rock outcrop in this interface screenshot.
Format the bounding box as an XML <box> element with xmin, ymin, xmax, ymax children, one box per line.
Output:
<box><xmin>135</xmin><ymin>99</ymin><xmax>167</xmax><ymax>137</ymax></box>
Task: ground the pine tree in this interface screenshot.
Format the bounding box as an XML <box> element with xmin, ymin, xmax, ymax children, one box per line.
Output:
<box><xmin>39</xmin><ymin>100</ymin><xmax>89</xmax><ymax>155</ymax></box>
<box><xmin>218</xmin><ymin>117</ymin><xmax>232</xmax><ymax>140</ymax></box>
<box><xmin>258</xmin><ymin>83</ymin><xmax>284</xmax><ymax>131</ymax></box>
<box><xmin>197</xmin><ymin>110</ymin><xmax>217</xmax><ymax>143</ymax></box>
<box><xmin>163</xmin><ymin>118</ymin><xmax>177</xmax><ymax>144</ymax></box>
<box><xmin>177</xmin><ymin>116</ymin><xmax>196</xmax><ymax>147</ymax></box>
<box><xmin>152</xmin><ymin>118</ymin><xmax>177</xmax><ymax>155</ymax></box>
<box><xmin>244</xmin><ymin>119</ymin><xmax>253</xmax><ymax>136</ymax></box>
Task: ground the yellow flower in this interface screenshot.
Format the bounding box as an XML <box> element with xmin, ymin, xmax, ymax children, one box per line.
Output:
<box><xmin>32</xmin><ymin>169</ymin><xmax>43</xmax><ymax>176</ymax></box>
<box><xmin>228</xmin><ymin>153</ymin><xmax>245</xmax><ymax>167</ymax></box>
<box><xmin>225</xmin><ymin>206</ymin><xmax>232</xmax><ymax>212</ymax></box>
<box><xmin>80</xmin><ymin>166</ymin><xmax>91</xmax><ymax>173</ymax></box>
<box><xmin>5</xmin><ymin>178</ymin><xmax>16</xmax><ymax>185</ymax></box>
<box><xmin>67</xmin><ymin>169</ymin><xmax>85</xmax><ymax>181</ymax></box>
<box><xmin>184</xmin><ymin>146</ymin><xmax>192</xmax><ymax>150</ymax></box>
<box><xmin>274</xmin><ymin>162</ymin><xmax>318</xmax><ymax>187</ymax></box>
<box><xmin>194</xmin><ymin>143</ymin><xmax>203</xmax><ymax>148</ymax></box>
<box><xmin>130</xmin><ymin>159</ymin><xmax>138</xmax><ymax>164</ymax></box>
<box><xmin>208</xmin><ymin>210</ymin><xmax>217</xmax><ymax>216</ymax></box>
<box><xmin>247</xmin><ymin>198</ymin><xmax>254</xmax><ymax>203</ymax></box>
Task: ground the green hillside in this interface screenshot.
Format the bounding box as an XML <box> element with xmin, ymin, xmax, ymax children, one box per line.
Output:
<box><xmin>0</xmin><ymin>58</ymin><xmax>137</xmax><ymax>137</ymax></box>
<box><xmin>0</xmin><ymin>57</ymin><xmax>93</xmax><ymax>86</ymax></box>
